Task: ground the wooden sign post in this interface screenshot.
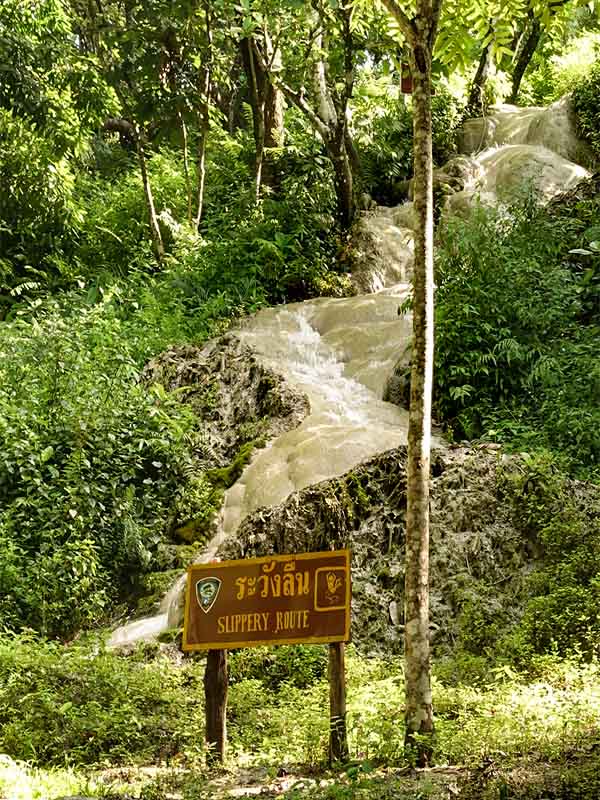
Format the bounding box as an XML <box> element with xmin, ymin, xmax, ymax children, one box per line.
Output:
<box><xmin>204</xmin><ymin>649</ymin><xmax>228</xmax><ymax>764</ymax></box>
<box><xmin>183</xmin><ymin>550</ymin><xmax>351</xmax><ymax>765</ymax></box>
<box><xmin>329</xmin><ymin>642</ymin><xmax>348</xmax><ymax>763</ymax></box>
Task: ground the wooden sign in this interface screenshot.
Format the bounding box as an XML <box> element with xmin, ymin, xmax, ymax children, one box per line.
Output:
<box><xmin>183</xmin><ymin>550</ymin><xmax>351</xmax><ymax>651</ymax></box>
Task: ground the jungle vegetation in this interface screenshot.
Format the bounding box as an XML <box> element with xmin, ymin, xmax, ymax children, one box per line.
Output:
<box><xmin>1</xmin><ymin>0</ymin><xmax>600</xmax><ymax>796</ymax></box>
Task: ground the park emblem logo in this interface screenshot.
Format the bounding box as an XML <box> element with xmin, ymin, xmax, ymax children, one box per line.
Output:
<box><xmin>196</xmin><ymin>577</ymin><xmax>221</xmax><ymax>613</ymax></box>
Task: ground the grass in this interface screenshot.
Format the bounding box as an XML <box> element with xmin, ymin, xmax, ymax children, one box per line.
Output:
<box><xmin>0</xmin><ymin>755</ymin><xmax>101</xmax><ymax>800</ymax></box>
<box><xmin>2</xmin><ymin>640</ymin><xmax>600</xmax><ymax>798</ymax></box>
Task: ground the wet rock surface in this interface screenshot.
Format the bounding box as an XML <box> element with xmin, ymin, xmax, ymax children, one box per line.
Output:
<box><xmin>218</xmin><ymin>445</ymin><xmax>597</xmax><ymax>656</ymax></box>
<box><xmin>137</xmin><ymin>337</ymin><xmax>309</xmax><ymax>590</ymax></box>
<box><xmin>143</xmin><ymin>334</ymin><xmax>310</xmax><ymax>470</ymax></box>
<box><xmin>382</xmin><ymin>356</ymin><xmax>411</xmax><ymax>408</ymax></box>
<box><xmin>349</xmin><ymin>207</ymin><xmax>414</xmax><ymax>293</ymax></box>
<box><xmin>458</xmin><ymin>96</ymin><xmax>597</xmax><ymax>169</ymax></box>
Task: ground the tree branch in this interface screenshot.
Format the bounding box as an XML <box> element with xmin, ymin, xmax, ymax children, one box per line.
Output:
<box><xmin>339</xmin><ymin>1</ymin><xmax>354</xmax><ymax>113</ymax></box>
<box><xmin>428</xmin><ymin>0</ymin><xmax>445</xmax><ymax>50</ymax></box>
<box><xmin>380</xmin><ymin>0</ymin><xmax>416</xmax><ymax>43</ymax></box>
<box><xmin>275</xmin><ymin>78</ymin><xmax>330</xmax><ymax>141</ymax></box>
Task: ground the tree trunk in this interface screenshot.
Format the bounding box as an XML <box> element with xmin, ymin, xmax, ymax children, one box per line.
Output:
<box><xmin>329</xmin><ymin>133</ymin><xmax>356</xmax><ymax>231</ymax></box>
<box><xmin>262</xmin><ymin>49</ymin><xmax>285</xmax><ymax>192</ymax></box>
<box><xmin>223</xmin><ymin>55</ymin><xmax>244</xmax><ymax>135</ymax></box>
<box><xmin>344</xmin><ymin>128</ymin><xmax>361</xmax><ymax>184</ymax></box>
<box><xmin>195</xmin><ymin>105</ymin><xmax>210</xmax><ymax>229</ymax></box>
<box><xmin>204</xmin><ymin>649</ymin><xmax>228</xmax><ymax>764</ymax></box>
<box><xmin>253</xmin><ymin>92</ymin><xmax>266</xmax><ymax>204</ymax></box>
<box><xmin>467</xmin><ymin>37</ymin><xmax>493</xmax><ymax>115</ymax></box>
<box><xmin>195</xmin><ymin>64</ymin><xmax>212</xmax><ymax>228</ymax></box>
<box><xmin>404</xmin><ymin>41</ymin><xmax>435</xmax><ymax>768</ymax></box>
<box><xmin>135</xmin><ymin>130</ymin><xmax>164</xmax><ymax>266</ymax></box>
<box><xmin>241</xmin><ymin>36</ymin><xmax>285</xmax><ymax>198</ymax></box>
<box><xmin>195</xmin><ymin>0</ymin><xmax>212</xmax><ymax>229</ymax></box>
<box><xmin>328</xmin><ymin>643</ymin><xmax>348</xmax><ymax>763</ymax></box>
<box><xmin>241</xmin><ymin>37</ymin><xmax>266</xmax><ymax>203</ymax></box>
<box><xmin>380</xmin><ymin>0</ymin><xmax>442</xmax><ymax>770</ymax></box>
<box><xmin>509</xmin><ymin>18</ymin><xmax>541</xmax><ymax>103</ymax></box>
<box><xmin>179</xmin><ymin>112</ymin><xmax>193</xmax><ymax>225</ymax></box>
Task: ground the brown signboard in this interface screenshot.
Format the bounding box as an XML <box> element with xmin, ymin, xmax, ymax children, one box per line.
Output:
<box><xmin>182</xmin><ymin>550</ymin><xmax>351</xmax><ymax>651</ymax></box>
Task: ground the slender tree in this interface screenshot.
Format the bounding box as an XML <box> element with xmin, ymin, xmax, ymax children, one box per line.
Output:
<box><xmin>272</xmin><ymin>0</ymin><xmax>358</xmax><ymax>228</ymax></box>
<box><xmin>467</xmin><ymin>31</ymin><xmax>493</xmax><ymax>115</ymax></box>
<box><xmin>195</xmin><ymin>0</ymin><xmax>214</xmax><ymax>228</ymax></box>
<box><xmin>380</xmin><ymin>0</ymin><xmax>444</xmax><ymax>766</ymax></box>
<box><xmin>508</xmin><ymin>0</ymin><xmax>571</xmax><ymax>102</ymax></box>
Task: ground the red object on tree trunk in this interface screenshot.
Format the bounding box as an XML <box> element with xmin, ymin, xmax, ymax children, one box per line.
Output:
<box><xmin>401</xmin><ymin>63</ymin><xmax>435</xmax><ymax>94</ymax></box>
<box><xmin>401</xmin><ymin>63</ymin><xmax>413</xmax><ymax>93</ymax></box>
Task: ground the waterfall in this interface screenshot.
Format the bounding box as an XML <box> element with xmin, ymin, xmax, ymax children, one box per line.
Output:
<box><xmin>108</xmin><ymin>98</ymin><xmax>591</xmax><ymax>648</ymax></box>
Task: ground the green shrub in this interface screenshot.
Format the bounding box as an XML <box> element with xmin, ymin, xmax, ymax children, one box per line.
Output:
<box><xmin>0</xmin><ymin>295</ymin><xmax>212</xmax><ymax>636</ymax></box>
<box><xmin>0</xmin><ymin>0</ymin><xmax>115</xmax><ymax>305</ymax></box>
<box><xmin>75</xmin><ymin>128</ymin><xmax>338</xmax><ymax>305</ymax></box>
<box><xmin>573</xmin><ymin>57</ymin><xmax>600</xmax><ymax>158</ymax></box>
<box><xmin>499</xmin><ymin>454</ymin><xmax>600</xmax><ymax>660</ymax></box>
<box><xmin>353</xmin><ymin>80</ymin><xmax>461</xmax><ymax>203</ymax></box>
<box><xmin>434</xmin><ymin>195</ymin><xmax>600</xmax><ymax>476</ymax></box>
<box><xmin>228</xmin><ymin>645</ymin><xmax>327</xmax><ymax>690</ymax></box>
<box><xmin>523</xmin><ymin>32</ymin><xmax>600</xmax><ymax>106</ymax></box>
<box><xmin>0</xmin><ymin>634</ymin><xmax>206</xmax><ymax>766</ymax></box>
<box><xmin>0</xmin><ymin>110</ymin><xmax>81</xmax><ymax>309</ymax></box>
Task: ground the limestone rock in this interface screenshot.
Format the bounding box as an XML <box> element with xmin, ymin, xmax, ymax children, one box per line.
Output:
<box><xmin>383</xmin><ymin>356</ymin><xmax>411</xmax><ymax>409</ymax></box>
<box><xmin>142</xmin><ymin>335</ymin><xmax>309</xmax><ymax>471</ymax></box>
<box><xmin>217</xmin><ymin>446</ymin><xmax>599</xmax><ymax>656</ymax></box>
<box><xmin>350</xmin><ymin>207</ymin><xmax>414</xmax><ymax>292</ymax></box>
<box><xmin>458</xmin><ymin>95</ymin><xmax>596</xmax><ymax>170</ymax></box>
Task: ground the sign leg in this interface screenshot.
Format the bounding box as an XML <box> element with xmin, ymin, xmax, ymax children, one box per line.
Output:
<box><xmin>328</xmin><ymin>642</ymin><xmax>348</xmax><ymax>764</ymax></box>
<box><xmin>204</xmin><ymin>648</ymin><xmax>228</xmax><ymax>765</ymax></box>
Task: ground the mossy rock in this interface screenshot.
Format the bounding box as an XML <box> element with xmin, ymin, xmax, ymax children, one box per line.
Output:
<box><xmin>174</xmin><ymin>516</ymin><xmax>214</xmax><ymax>544</ymax></box>
<box><xmin>207</xmin><ymin>439</ymin><xmax>262</xmax><ymax>489</ymax></box>
<box><xmin>135</xmin><ymin>570</ymin><xmax>182</xmax><ymax>616</ymax></box>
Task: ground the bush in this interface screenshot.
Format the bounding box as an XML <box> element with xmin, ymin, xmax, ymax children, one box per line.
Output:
<box><xmin>228</xmin><ymin>645</ymin><xmax>327</xmax><ymax>690</ymax></box>
<box><xmin>0</xmin><ymin>110</ymin><xmax>81</xmax><ymax>309</ymax></box>
<box><xmin>499</xmin><ymin>453</ymin><xmax>600</xmax><ymax>660</ymax></box>
<box><xmin>0</xmin><ymin>634</ymin><xmax>206</xmax><ymax>766</ymax></box>
<box><xmin>353</xmin><ymin>79</ymin><xmax>461</xmax><ymax>203</ymax></box>
<box><xmin>75</xmin><ymin>128</ymin><xmax>338</xmax><ymax>305</ymax></box>
<box><xmin>434</xmin><ymin>194</ymin><xmax>600</xmax><ymax>476</ymax></box>
<box><xmin>522</xmin><ymin>32</ymin><xmax>600</xmax><ymax>105</ymax></box>
<box><xmin>0</xmin><ymin>294</ymin><xmax>211</xmax><ymax>637</ymax></box>
<box><xmin>0</xmin><ymin>0</ymin><xmax>115</xmax><ymax>305</ymax></box>
<box><xmin>572</xmin><ymin>56</ymin><xmax>600</xmax><ymax>158</ymax></box>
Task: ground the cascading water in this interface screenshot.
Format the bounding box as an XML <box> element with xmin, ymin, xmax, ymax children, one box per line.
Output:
<box><xmin>108</xmin><ymin>96</ymin><xmax>591</xmax><ymax>648</ymax></box>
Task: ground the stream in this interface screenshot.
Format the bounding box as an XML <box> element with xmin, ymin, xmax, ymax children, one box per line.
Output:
<box><xmin>109</xmin><ymin>97</ymin><xmax>590</xmax><ymax>648</ymax></box>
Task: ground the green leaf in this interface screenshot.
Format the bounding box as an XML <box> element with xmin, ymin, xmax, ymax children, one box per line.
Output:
<box><xmin>40</xmin><ymin>446</ymin><xmax>54</xmax><ymax>463</ymax></box>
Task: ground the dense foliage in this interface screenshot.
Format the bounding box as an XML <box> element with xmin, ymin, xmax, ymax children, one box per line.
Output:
<box><xmin>572</xmin><ymin>55</ymin><xmax>600</xmax><ymax>158</ymax></box>
<box><xmin>1</xmin><ymin>0</ymin><xmax>600</xmax><ymax>793</ymax></box>
<box><xmin>434</xmin><ymin>188</ymin><xmax>600</xmax><ymax>477</ymax></box>
<box><xmin>353</xmin><ymin>82</ymin><xmax>462</xmax><ymax>203</ymax></box>
<box><xmin>0</xmin><ymin>295</ymin><xmax>201</xmax><ymax>636</ymax></box>
<box><xmin>0</xmin><ymin>135</ymin><xmax>340</xmax><ymax>637</ymax></box>
<box><xmin>2</xmin><ymin>637</ymin><xmax>600</xmax><ymax>792</ymax></box>
<box><xmin>0</xmin><ymin>0</ymin><xmax>114</xmax><ymax>300</ymax></box>
<box><xmin>501</xmin><ymin>453</ymin><xmax>600</xmax><ymax>661</ymax></box>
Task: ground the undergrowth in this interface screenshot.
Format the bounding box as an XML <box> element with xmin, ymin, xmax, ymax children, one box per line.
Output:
<box><xmin>0</xmin><ymin>123</ymin><xmax>344</xmax><ymax>638</ymax></box>
<box><xmin>434</xmin><ymin>188</ymin><xmax>600</xmax><ymax>478</ymax></box>
<box><xmin>572</xmin><ymin>55</ymin><xmax>600</xmax><ymax>159</ymax></box>
<box><xmin>2</xmin><ymin>638</ymin><xmax>600</xmax><ymax>795</ymax></box>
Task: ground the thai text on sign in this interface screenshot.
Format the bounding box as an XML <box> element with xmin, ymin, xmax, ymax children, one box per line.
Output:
<box><xmin>182</xmin><ymin>550</ymin><xmax>351</xmax><ymax>651</ymax></box>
